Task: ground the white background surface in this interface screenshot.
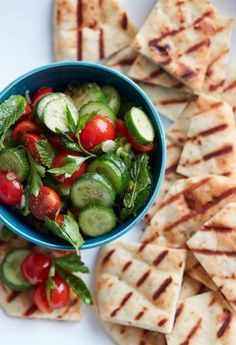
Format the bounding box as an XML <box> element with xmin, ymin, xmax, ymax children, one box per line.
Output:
<box><xmin>0</xmin><ymin>1</ymin><xmax>235</xmax><ymax>344</ymax></box>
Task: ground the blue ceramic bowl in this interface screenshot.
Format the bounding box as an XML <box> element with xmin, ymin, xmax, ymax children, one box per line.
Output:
<box><xmin>0</xmin><ymin>62</ymin><xmax>166</xmax><ymax>250</ymax></box>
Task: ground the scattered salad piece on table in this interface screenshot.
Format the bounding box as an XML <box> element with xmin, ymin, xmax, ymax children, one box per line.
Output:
<box><xmin>0</xmin><ymin>82</ymin><xmax>155</xmax><ymax>249</ymax></box>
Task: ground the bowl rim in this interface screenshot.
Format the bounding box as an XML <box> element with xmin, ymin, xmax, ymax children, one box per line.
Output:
<box><xmin>0</xmin><ymin>61</ymin><xmax>166</xmax><ymax>250</ymax></box>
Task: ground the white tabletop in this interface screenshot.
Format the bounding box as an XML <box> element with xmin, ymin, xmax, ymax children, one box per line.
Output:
<box><xmin>0</xmin><ymin>1</ymin><xmax>235</xmax><ymax>344</ymax></box>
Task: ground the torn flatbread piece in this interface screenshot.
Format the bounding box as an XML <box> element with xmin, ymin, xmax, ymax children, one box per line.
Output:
<box><xmin>222</xmin><ymin>61</ymin><xmax>236</xmax><ymax>116</ymax></box>
<box><xmin>166</xmin><ymin>291</ymin><xmax>236</xmax><ymax>345</ymax></box>
<box><xmin>188</xmin><ymin>202</ymin><xmax>236</xmax><ymax>312</ymax></box>
<box><xmin>177</xmin><ymin>94</ymin><xmax>236</xmax><ymax>177</ymax></box>
<box><xmin>137</xmin><ymin>82</ymin><xmax>192</xmax><ymax>121</ymax></box>
<box><xmin>96</xmin><ymin>241</ymin><xmax>186</xmax><ymax>333</ymax></box>
<box><xmin>106</xmin><ymin>46</ymin><xmax>138</xmax><ymax>75</ymax></box>
<box><xmin>185</xmin><ymin>251</ymin><xmax>218</xmax><ymax>290</ymax></box>
<box><xmin>133</xmin><ymin>0</ymin><xmax>217</xmax><ymax>92</ymax></box>
<box><xmin>142</xmin><ymin>175</ymin><xmax>236</xmax><ymax>248</ymax></box>
<box><xmin>54</xmin><ymin>0</ymin><xmax>137</xmax><ymax>61</ymax></box>
<box><xmin>145</xmin><ymin>138</ymin><xmax>183</xmax><ymax>222</ymax></box>
<box><xmin>203</xmin><ymin>16</ymin><xmax>234</xmax><ymax>96</ymax></box>
<box><xmin>0</xmin><ymin>238</ymin><xmax>82</xmax><ymax>321</ymax></box>
<box><xmin>129</xmin><ymin>55</ymin><xmax>189</xmax><ymax>92</ymax></box>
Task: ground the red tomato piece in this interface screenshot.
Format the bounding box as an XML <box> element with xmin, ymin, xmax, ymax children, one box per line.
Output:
<box><xmin>22</xmin><ymin>133</ymin><xmax>42</xmax><ymax>163</ymax></box>
<box><xmin>116</xmin><ymin>119</ymin><xmax>127</xmax><ymax>137</ymax></box>
<box><xmin>21</xmin><ymin>252</ymin><xmax>52</xmax><ymax>285</ymax></box>
<box><xmin>12</xmin><ymin>120</ymin><xmax>41</xmax><ymax>141</ymax></box>
<box><xmin>126</xmin><ymin>130</ymin><xmax>154</xmax><ymax>153</ymax></box>
<box><xmin>47</xmin><ymin>134</ymin><xmax>64</xmax><ymax>149</ymax></box>
<box><xmin>52</xmin><ymin>151</ymin><xmax>87</xmax><ymax>185</ymax></box>
<box><xmin>0</xmin><ymin>171</ymin><xmax>23</xmax><ymax>206</ymax></box>
<box><xmin>80</xmin><ymin>114</ymin><xmax>115</xmax><ymax>151</ymax></box>
<box><xmin>32</xmin><ymin>87</ymin><xmax>53</xmax><ymax>106</ymax></box>
<box><xmin>56</xmin><ymin>214</ymin><xmax>64</xmax><ymax>228</ymax></box>
<box><xmin>33</xmin><ymin>274</ymin><xmax>70</xmax><ymax>313</ymax></box>
<box><xmin>29</xmin><ymin>186</ymin><xmax>61</xmax><ymax>221</ymax></box>
<box><xmin>23</xmin><ymin>104</ymin><xmax>32</xmax><ymax>117</ymax></box>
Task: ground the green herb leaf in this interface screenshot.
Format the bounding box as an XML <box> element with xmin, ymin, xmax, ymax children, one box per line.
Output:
<box><xmin>45</xmin><ymin>211</ymin><xmax>84</xmax><ymax>251</ymax></box>
<box><xmin>120</xmin><ymin>154</ymin><xmax>152</xmax><ymax>220</ymax></box>
<box><xmin>46</xmin><ymin>266</ymin><xmax>56</xmax><ymax>304</ymax></box>
<box><xmin>0</xmin><ymin>95</ymin><xmax>27</xmax><ymax>149</ymax></box>
<box><xmin>53</xmin><ymin>254</ymin><xmax>89</xmax><ymax>274</ymax></box>
<box><xmin>57</xmin><ymin>268</ymin><xmax>93</xmax><ymax>305</ymax></box>
<box><xmin>77</xmin><ymin>111</ymin><xmax>97</xmax><ymax>130</ymax></box>
<box><xmin>66</xmin><ymin>106</ymin><xmax>78</xmax><ymax>134</ymax></box>
<box><xmin>35</xmin><ymin>139</ymin><xmax>55</xmax><ymax>168</ymax></box>
<box><xmin>48</xmin><ymin>155</ymin><xmax>88</xmax><ymax>177</ymax></box>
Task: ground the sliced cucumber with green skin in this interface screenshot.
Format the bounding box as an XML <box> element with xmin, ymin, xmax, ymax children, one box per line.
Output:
<box><xmin>104</xmin><ymin>153</ymin><xmax>130</xmax><ymax>191</ymax></box>
<box><xmin>70</xmin><ymin>172</ymin><xmax>115</xmax><ymax>209</ymax></box>
<box><xmin>43</xmin><ymin>95</ymin><xmax>79</xmax><ymax>133</ymax></box>
<box><xmin>79</xmin><ymin>101</ymin><xmax>116</xmax><ymax>124</ymax></box>
<box><xmin>67</xmin><ymin>82</ymin><xmax>105</xmax><ymax>110</ymax></box>
<box><xmin>78</xmin><ymin>204</ymin><xmax>116</xmax><ymax>237</ymax></box>
<box><xmin>102</xmin><ymin>85</ymin><xmax>121</xmax><ymax>115</ymax></box>
<box><xmin>88</xmin><ymin>157</ymin><xmax>123</xmax><ymax>193</ymax></box>
<box><xmin>0</xmin><ymin>147</ymin><xmax>29</xmax><ymax>181</ymax></box>
<box><xmin>1</xmin><ymin>249</ymin><xmax>32</xmax><ymax>291</ymax></box>
<box><xmin>34</xmin><ymin>93</ymin><xmax>63</xmax><ymax>122</ymax></box>
<box><xmin>125</xmin><ymin>107</ymin><xmax>155</xmax><ymax>145</ymax></box>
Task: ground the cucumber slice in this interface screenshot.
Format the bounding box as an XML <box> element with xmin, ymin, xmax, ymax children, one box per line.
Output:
<box><xmin>70</xmin><ymin>172</ymin><xmax>115</xmax><ymax>209</ymax></box>
<box><xmin>78</xmin><ymin>204</ymin><xmax>116</xmax><ymax>237</ymax></box>
<box><xmin>67</xmin><ymin>82</ymin><xmax>105</xmax><ymax>110</ymax></box>
<box><xmin>104</xmin><ymin>153</ymin><xmax>130</xmax><ymax>191</ymax></box>
<box><xmin>125</xmin><ymin>107</ymin><xmax>155</xmax><ymax>145</ymax></box>
<box><xmin>1</xmin><ymin>249</ymin><xmax>32</xmax><ymax>291</ymax></box>
<box><xmin>34</xmin><ymin>93</ymin><xmax>63</xmax><ymax>122</ymax></box>
<box><xmin>102</xmin><ymin>85</ymin><xmax>121</xmax><ymax>115</ymax></box>
<box><xmin>0</xmin><ymin>147</ymin><xmax>29</xmax><ymax>181</ymax></box>
<box><xmin>43</xmin><ymin>95</ymin><xmax>79</xmax><ymax>133</ymax></box>
<box><xmin>88</xmin><ymin>157</ymin><xmax>123</xmax><ymax>193</ymax></box>
<box><xmin>79</xmin><ymin>101</ymin><xmax>116</xmax><ymax>124</ymax></box>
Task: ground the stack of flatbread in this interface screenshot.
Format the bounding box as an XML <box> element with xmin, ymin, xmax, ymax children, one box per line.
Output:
<box><xmin>53</xmin><ymin>0</ymin><xmax>236</xmax><ymax>343</ymax></box>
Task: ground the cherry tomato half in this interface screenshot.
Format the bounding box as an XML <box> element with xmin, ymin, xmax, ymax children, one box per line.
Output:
<box><xmin>22</xmin><ymin>133</ymin><xmax>42</xmax><ymax>163</ymax></box>
<box><xmin>47</xmin><ymin>134</ymin><xmax>64</xmax><ymax>149</ymax></box>
<box><xmin>12</xmin><ymin>120</ymin><xmax>41</xmax><ymax>141</ymax></box>
<box><xmin>116</xmin><ymin>119</ymin><xmax>127</xmax><ymax>137</ymax></box>
<box><xmin>23</xmin><ymin>104</ymin><xmax>33</xmax><ymax>117</ymax></box>
<box><xmin>32</xmin><ymin>86</ymin><xmax>53</xmax><ymax>106</ymax></box>
<box><xmin>52</xmin><ymin>151</ymin><xmax>87</xmax><ymax>185</ymax></box>
<box><xmin>79</xmin><ymin>114</ymin><xmax>116</xmax><ymax>152</ymax></box>
<box><xmin>0</xmin><ymin>171</ymin><xmax>23</xmax><ymax>206</ymax></box>
<box><xmin>33</xmin><ymin>274</ymin><xmax>70</xmax><ymax>313</ymax></box>
<box><xmin>29</xmin><ymin>186</ymin><xmax>61</xmax><ymax>221</ymax></box>
<box><xmin>126</xmin><ymin>130</ymin><xmax>154</xmax><ymax>153</ymax></box>
<box><xmin>21</xmin><ymin>252</ymin><xmax>52</xmax><ymax>285</ymax></box>
<box><xmin>56</xmin><ymin>214</ymin><xmax>64</xmax><ymax>228</ymax></box>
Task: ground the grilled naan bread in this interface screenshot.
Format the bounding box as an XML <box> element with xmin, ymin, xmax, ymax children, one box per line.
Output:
<box><xmin>203</xmin><ymin>16</ymin><xmax>234</xmax><ymax>96</ymax></box>
<box><xmin>166</xmin><ymin>291</ymin><xmax>236</xmax><ymax>345</ymax></box>
<box><xmin>222</xmin><ymin>61</ymin><xmax>236</xmax><ymax>117</ymax></box>
<box><xmin>177</xmin><ymin>94</ymin><xmax>236</xmax><ymax>177</ymax></box>
<box><xmin>0</xmin><ymin>238</ymin><xmax>82</xmax><ymax>321</ymax></box>
<box><xmin>129</xmin><ymin>55</ymin><xmax>189</xmax><ymax>92</ymax></box>
<box><xmin>142</xmin><ymin>175</ymin><xmax>236</xmax><ymax>249</ymax></box>
<box><xmin>137</xmin><ymin>82</ymin><xmax>192</xmax><ymax>121</ymax></box>
<box><xmin>106</xmin><ymin>46</ymin><xmax>138</xmax><ymax>75</ymax></box>
<box><xmin>145</xmin><ymin>137</ymin><xmax>183</xmax><ymax>223</ymax></box>
<box><xmin>188</xmin><ymin>202</ymin><xmax>236</xmax><ymax>313</ymax></box>
<box><xmin>132</xmin><ymin>0</ymin><xmax>217</xmax><ymax>92</ymax></box>
<box><xmin>96</xmin><ymin>241</ymin><xmax>186</xmax><ymax>333</ymax></box>
<box><xmin>54</xmin><ymin>0</ymin><xmax>137</xmax><ymax>61</ymax></box>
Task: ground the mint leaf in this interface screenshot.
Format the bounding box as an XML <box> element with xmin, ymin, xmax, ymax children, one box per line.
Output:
<box><xmin>78</xmin><ymin>111</ymin><xmax>97</xmax><ymax>130</ymax></box>
<box><xmin>0</xmin><ymin>95</ymin><xmax>27</xmax><ymax>149</ymax></box>
<box><xmin>45</xmin><ymin>211</ymin><xmax>84</xmax><ymax>251</ymax></box>
<box><xmin>53</xmin><ymin>254</ymin><xmax>89</xmax><ymax>274</ymax></box>
<box><xmin>57</xmin><ymin>268</ymin><xmax>93</xmax><ymax>305</ymax></box>
<box><xmin>46</xmin><ymin>266</ymin><xmax>56</xmax><ymax>304</ymax></box>
<box><xmin>48</xmin><ymin>156</ymin><xmax>88</xmax><ymax>177</ymax></box>
<box><xmin>66</xmin><ymin>106</ymin><xmax>78</xmax><ymax>134</ymax></box>
<box><xmin>35</xmin><ymin>139</ymin><xmax>55</xmax><ymax>168</ymax></box>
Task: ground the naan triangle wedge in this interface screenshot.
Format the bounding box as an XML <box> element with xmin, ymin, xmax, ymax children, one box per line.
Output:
<box><xmin>95</xmin><ymin>241</ymin><xmax>186</xmax><ymax>333</ymax></box>
<box><xmin>0</xmin><ymin>238</ymin><xmax>82</xmax><ymax>321</ymax></box>
<box><xmin>166</xmin><ymin>291</ymin><xmax>236</xmax><ymax>345</ymax></box>
<box><xmin>54</xmin><ymin>0</ymin><xmax>137</xmax><ymax>62</ymax></box>
<box><xmin>187</xmin><ymin>202</ymin><xmax>236</xmax><ymax>313</ymax></box>
<box><xmin>132</xmin><ymin>0</ymin><xmax>217</xmax><ymax>92</ymax></box>
<box><xmin>142</xmin><ymin>175</ymin><xmax>236</xmax><ymax>249</ymax></box>
<box><xmin>177</xmin><ymin>94</ymin><xmax>236</xmax><ymax>177</ymax></box>
<box><xmin>222</xmin><ymin>61</ymin><xmax>236</xmax><ymax>117</ymax></box>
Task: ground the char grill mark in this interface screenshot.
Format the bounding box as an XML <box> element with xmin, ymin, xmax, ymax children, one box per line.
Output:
<box><xmin>180</xmin><ymin>318</ymin><xmax>202</xmax><ymax>345</ymax></box>
<box><xmin>102</xmin><ymin>249</ymin><xmax>115</xmax><ymax>265</ymax></box>
<box><xmin>217</xmin><ymin>309</ymin><xmax>232</xmax><ymax>338</ymax></box>
<box><xmin>186</xmin><ymin>124</ymin><xmax>228</xmax><ymax>141</ymax></box>
<box><xmin>7</xmin><ymin>291</ymin><xmax>22</xmax><ymax>303</ymax></box>
<box><xmin>122</xmin><ymin>261</ymin><xmax>132</xmax><ymax>272</ymax></box>
<box><xmin>120</xmin><ymin>12</ymin><xmax>128</xmax><ymax>30</ymax></box>
<box><xmin>136</xmin><ymin>270</ymin><xmax>151</xmax><ymax>287</ymax></box>
<box><xmin>110</xmin><ymin>291</ymin><xmax>133</xmax><ymax>317</ymax></box>
<box><xmin>174</xmin><ymin>303</ymin><xmax>184</xmax><ymax>325</ymax></box>
<box><xmin>23</xmin><ymin>304</ymin><xmax>38</xmax><ymax>317</ymax></box>
<box><xmin>152</xmin><ymin>277</ymin><xmax>172</xmax><ymax>301</ymax></box>
<box><xmin>153</xmin><ymin>250</ymin><xmax>169</xmax><ymax>266</ymax></box>
<box><xmin>160</xmin><ymin>98</ymin><xmax>190</xmax><ymax>105</ymax></box>
<box><xmin>185</xmin><ymin>39</ymin><xmax>210</xmax><ymax>54</ymax></box>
